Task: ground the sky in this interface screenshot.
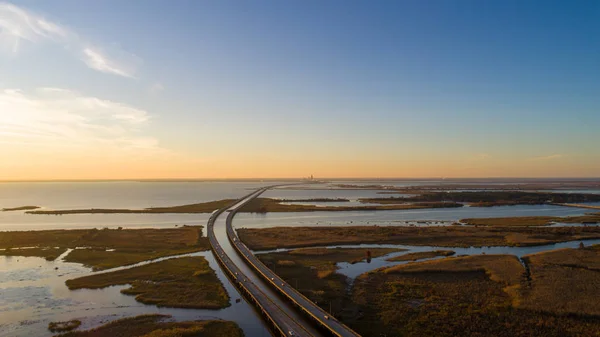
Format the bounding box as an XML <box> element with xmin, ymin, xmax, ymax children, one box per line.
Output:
<box><xmin>0</xmin><ymin>0</ymin><xmax>599</xmax><ymax>180</ymax></box>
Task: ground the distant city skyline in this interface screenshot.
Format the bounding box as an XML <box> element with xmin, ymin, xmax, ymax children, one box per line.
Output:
<box><xmin>1</xmin><ymin>1</ymin><xmax>599</xmax><ymax>180</ymax></box>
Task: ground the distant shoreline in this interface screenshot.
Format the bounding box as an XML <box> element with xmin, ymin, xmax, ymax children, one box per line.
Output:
<box><xmin>1</xmin><ymin>177</ymin><xmax>600</xmax><ymax>183</ymax></box>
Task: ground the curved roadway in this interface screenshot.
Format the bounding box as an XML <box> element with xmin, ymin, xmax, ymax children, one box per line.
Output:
<box><xmin>214</xmin><ymin>185</ymin><xmax>362</xmax><ymax>337</ymax></box>
<box><xmin>207</xmin><ymin>187</ymin><xmax>320</xmax><ymax>337</ymax></box>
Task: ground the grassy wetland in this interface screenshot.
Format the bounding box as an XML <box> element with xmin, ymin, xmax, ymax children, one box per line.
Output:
<box><xmin>333</xmin><ymin>181</ymin><xmax>600</xmax><ymax>192</ymax></box>
<box><xmin>520</xmin><ymin>244</ymin><xmax>600</xmax><ymax>316</ymax></box>
<box><xmin>258</xmin><ymin>244</ymin><xmax>600</xmax><ymax>336</ymax></box>
<box><xmin>1</xmin><ymin>225</ymin><xmax>247</xmax><ymax>336</ymax></box>
<box><xmin>66</xmin><ymin>256</ymin><xmax>230</xmax><ymax>309</ymax></box>
<box><xmin>48</xmin><ymin>320</ymin><xmax>81</xmax><ymax>333</ymax></box>
<box><xmin>349</xmin><ymin>252</ymin><xmax>600</xmax><ymax>336</ymax></box>
<box><xmin>0</xmin><ymin>226</ymin><xmax>210</xmax><ymax>270</ymax></box>
<box><xmin>237</xmin><ymin>225</ymin><xmax>600</xmax><ymax>250</ymax></box>
<box><xmin>387</xmin><ymin>250</ymin><xmax>455</xmax><ymax>261</ymax></box>
<box><xmin>360</xmin><ymin>191</ymin><xmax>600</xmax><ymax>207</ymax></box>
<box><xmin>54</xmin><ymin>314</ymin><xmax>243</xmax><ymax>337</ymax></box>
<box><xmin>257</xmin><ymin>247</ymin><xmax>403</xmax><ymax>319</ymax></box>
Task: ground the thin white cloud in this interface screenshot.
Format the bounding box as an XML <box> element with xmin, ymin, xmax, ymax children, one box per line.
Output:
<box><xmin>149</xmin><ymin>82</ymin><xmax>165</xmax><ymax>94</ymax></box>
<box><xmin>0</xmin><ymin>87</ymin><xmax>162</xmax><ymax>154</ymax></box>
<box><xmin>82</xmin><ymin>47</ymin><xmax>140</xmax><ymax>78</ymax></box>
<box><xmin>0</xmin><ymin>2</ymin><xmax>140</xmax><ymax>78</ymax></box>
<box><xmin>530</xmin><ymin>154</ymin><xmax>564</xmax><ymax>161</ymax></box>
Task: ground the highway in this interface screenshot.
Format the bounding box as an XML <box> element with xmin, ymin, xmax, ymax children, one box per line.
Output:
<box><xmin>207</xmin><ymin>187</ymin><xmax>321</xmax><ymax>337</ymax></box>
<box><xmin>224</xmin><ymin>186</ymin><xmax>362</xmax><ymax>337</ymax></box>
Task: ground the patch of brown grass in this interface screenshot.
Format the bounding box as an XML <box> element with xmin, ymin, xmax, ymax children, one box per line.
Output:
<box><xmin>384</xmin><ymin>255</ymin><xmax>524</xmax><ymax>288</ymax></box>
<box><xmin>350</xmin><ymin>254</ymin><xmax>600</xmax><ymax>336</ymax></box>
<box><xmin>55</xmin><ymin>314</ymin><xmax>243</xmax><ymax>337</ymax></box>
<box><xmin>238</xmin><ymin>225</ymin><xmax>600</xmax><ymax>250</ymax></box>
<box><xmin>66</xmin><ymin>257</ymin><xmax>229</xmax><ymax>309</ymax></box>
<box><xmin>64</xmin><ymin>247</ymin><xmax>205</xmax><ymax>271</ymax></box>
<box><xmin>258</xmin><ymin>248</ymin><xmax>401</xmax><ymax>318</ymax></box>
<box><xmin>276</xmin><ymin>260</ymin><xmax>296</xmax><ymax>266</ymax></box>
<box><xmin>286</xmin><ymin>247</ymin><xmax>404</xmax><ymax>265</ymax></box>
<box><xmin>461</xmin><ymin>216</ymin><xmax>558</xmax><ymax>226</ymax></box>
<box><xmin>520</xmin><ymin>245</ymin><xmax>600</xmax><ymax>316</ymax></box>
<box><xmin>49</xmin><ymin>320</ymin><xmax>81</xmax><ymax>333</ymax></box>
<box><xmin>0</xmin><ymin>226</ymin><xmax>209</xmax><ymax>269</ymax></box>
<box><xmin>362</xmin><ymin>191</ymin><xmax>600</xmax><ymax>207</ymax></box>
<box><xmin>386</xmin><ymin>250</ymin><xmax>455</xmax><ymax>262</ymax></box>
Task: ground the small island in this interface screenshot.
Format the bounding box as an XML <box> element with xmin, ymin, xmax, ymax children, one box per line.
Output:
<box><xmin>2</xmin><ymin>205</ymin><xmax>40</xmax><ymax>211</ymax></box>
<box><xmin>53</xmin><ymin>314</ymin><xmax>243</xmax><ymax>337</ymax></box>
<box><xmin>23</xmin><ymin>197</ymin><xmax>463</xmax><ymax>215</ymax></box>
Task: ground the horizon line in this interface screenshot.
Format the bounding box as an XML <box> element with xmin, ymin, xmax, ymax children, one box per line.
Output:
<box><xmin>1</xmin><ymin>177</ymin><xmax>599</xmax><ymax>183</ymax></box>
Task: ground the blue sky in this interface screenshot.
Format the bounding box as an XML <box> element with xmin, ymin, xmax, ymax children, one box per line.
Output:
<box><xmin>1</xmin><ymin>1</ymin><xmax>599</xmax><ymax>179</ymax></box>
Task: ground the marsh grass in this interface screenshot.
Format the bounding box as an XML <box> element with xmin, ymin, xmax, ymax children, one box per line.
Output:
<box><xmin>66</xmin><ymin>257</ymin><xmax>229</xmax><ymax>309</ymax></box>
<box><xmin>383</xmin><ymin>255</ymin><xmax>525</xmax><ymax>288</ymax></box>
<box><xmin>0</xmin><ymin>226</ymin><xmax>209</xmax><ymax>269</ymax></box>
<box><xmin>361</xmin><ymin>191</ymin><xmax>600</xmax><ymax>207</ymax></box>
<box><xmin>520</xmin><ymin>244</ymin><xmax>600</xmax><ymax>316</ymax></box>
<box><xmin>64</xmin><ymin>247</ymin><xmax>206</xmax><ymax>271</ymax></box>
<box><xmin>54</xmin><ymin>314</ymin><xmax>243</xmax><ymax>337</ymax></box>
<box><xmin>48</xmin><ymin>320</ymin><xmax>81</xmax><ymax>332</ymax></box>
<box><xmin>238</xmin><ymin>225</ymin><xmax>600</xmax><ymax>250</ymax></box>
<box><xmin>350</xmin><ymin>254</ymin><xmax>600</xmax><ymax>336</ymax></box>
<box><xmin>258</xmin><ymin>247</ymin><xmax>401</xmax><ymax>317</ymax></box>
<box><xmin>2</xmin><ymin>205</ymin><xmax>40</xmax><ymax>211</ymax></box>
<box><xmin>386</xmin><ymin>250</ymin><xmax>455</xmax><ymax>262</ymax></box>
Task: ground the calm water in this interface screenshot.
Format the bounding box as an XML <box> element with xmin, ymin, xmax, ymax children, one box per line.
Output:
<box><xmin>0</xmin><ymin>181</ymin><xmax>282</xmax><ymax>231</ymax></box>
<box><xmin>0</xmin><ymin>181</ymin><xmax>277</xmax><ymax>210</ymax></box>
